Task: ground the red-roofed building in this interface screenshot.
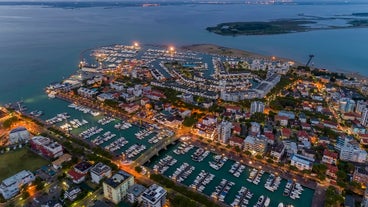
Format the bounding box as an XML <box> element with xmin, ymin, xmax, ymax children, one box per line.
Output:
<box><xmin>229</xmin><ymin>136</ymin><xmax>243</xmax><ymax>149</ymax></box>
<box><xmin>326</xmin><ymin>164</ymin><xmax>338</xmax><ymax>179</ymax></box>
<box><xmin>342</xmin><ymin>112</ymin><xmax>360</xmax><ymax>121</ymax></box>
<box><xmin>226</xmin><ymin>106</ymin><xmax>241</xmax><ymax>113</ymax></box>
<box><xmin>263</xmin><ymin>132</ymin><xmax>275</xmax><ymax>145</ymax></box>
<box><xmin>119</xmin><ymin>103</ymin><xmax>140</xmax><ymax>114</ymax></box>
<box><xmin>67</xmin><ymin>169</ymin><xmax>86</xmax><ymax>184</ymax></box>
<box><xmin>232</xmin><ymin>123</ymin><xmax>241</xmax><ymax>135</ymax></box>
<box><xmin>301</xmin><ymin>123</ymin><xmax>311</xmax><ymax>130</ymax></box>
<box><xmin>140</xmin><ymin>97</ymin><xmax>150</xmax><ymax>106</ymax></box>
<box><xmin>360</xmin><ymin>138</ymin><xmax>368</xmax><ymax>146</ymax></box>
<box><xmin>323</xmin><ymin>120</ymin><xmax>338</xmax><ymax>129</ymax></box>
<box><xmin>297</xmin><ymin>130</ymin><xmax>310</xmax><ymax>142</ymax></box>
<box><xmin>281</xmin><ymin>128</ymin><xmax>292</xmax><ymax>139</ymax></box>
<box><xmin>322</xmin><ymin>149</ymin><xmax>338</xmax><ymax>165</ymax></box>
<box><xmin>275</xmin><ymin>116</ymin><xmax>289</xmax><ymax>127</ymax></box>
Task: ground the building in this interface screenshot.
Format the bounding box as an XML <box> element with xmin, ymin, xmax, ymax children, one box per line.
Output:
<box><xmin>141</xmin><ymin>184</ymin><xmax>167</xmax><ymax>207</ymax></box>
<box><xmin>270</xmin><ymin>142</ymin><xmax>285</xmax><ymax>162</ymax></box>
<box><xmin>74</xmin><ymin>161</ymin><xmax>92</xmax><ymax>175</ymax></box>
<box><xmin>250</xmin><ymin>101</ymin><xmax>265</xmax><ymax>114</ymax></box>
<box><xmin>67</xmin><ymin>169</ymin><xmax>86</xmax><ymax>184</ymax></box>
<box><xmin>353</xmin><ymin>167</ymin><xmax>368</xmax><ymax>185</ymax></box>
<box><xmin>217</xmin><ymin>121</ymin><xmax>232</xmax><ymax>144</ymax></box>
<box><xmin>340</xmin><ymin>144</ymin><xmax>367</xmax><ymax>163</ymax></box>
<box><xmin>229</xmin><ymin>136</ymin><xmax>243</xmax><ymax>149</ymax></box>
<box><xmin>64</xmin><ymin>187</ymin><xmax>81</xmax><ymax>201</ymax></box>
<box><xmin>90</xmin><ymin>162</ymin><xmax>112</xmax><ymax>184</ymax></box>
<box><xmin>362</xmin><ymin>108</ymin><xmax>368</xmax><ymax>126</ymax></box>
<box><xmin>30</xmin><ymin>136</ymin><xmax>63</xmax><ymax>158</ymax></box>
<box><xmin>103</xmin><ymin>170</ymin><xmax>134</xmax><ymax>204</ymax></box>
<box><xmin>362</xmin><ymin>186</ymin><xmax>368</xmax><ymax>207</ymax></box>
<box><xmin>243</xmin><ymin>135</ymin><xmax>267</xmax><ymax>155</ymax></box>
<box><xmin>126</xmin><ymin>184</ymin><xmax>146</xmax><ymax>204</ymax></box>
<box><xmin>321</xmin><ymin>149</ymin><xmax>338</xmax><ymax>165</ymax></box>
<box><xmin>52</xmin><ymin>153</ymin><xmax>72</xmax><ymax>170</ymax></box>
<box><xmin>290</xmin><ymin>154</ymin><xmax>314</xmax><ymax>171</ymax></box>
<box><xmin>8</xmin><ymin>127</ymin><xmax>30</xmax><ymax>144</ymax></box>
<box><xmin>0</xmin><ymin>170</ymin><xmax>35</xmax><ymax>199</ymax></box>
<box><xmin>250</xmin><ymin>122</ymin><xmax>261</xmax><ymax>136</ymax></box>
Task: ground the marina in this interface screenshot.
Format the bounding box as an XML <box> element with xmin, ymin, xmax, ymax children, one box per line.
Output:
<box><xmin>147</xmin><ymin>142</ymin><xmax>314</xmax><ymax>207</ymax></box>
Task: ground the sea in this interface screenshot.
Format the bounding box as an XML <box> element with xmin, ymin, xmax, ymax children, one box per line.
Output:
<box><xmin>0</xmin><ymin>1</ymin><xmax>368</xmax><ymax>105</ymax></box>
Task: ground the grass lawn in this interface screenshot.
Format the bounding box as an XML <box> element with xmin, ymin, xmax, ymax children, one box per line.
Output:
<box><xmin>0</xmin><ymin>148</ymin><xmax>49</xmax><ymax>181</ymax></box>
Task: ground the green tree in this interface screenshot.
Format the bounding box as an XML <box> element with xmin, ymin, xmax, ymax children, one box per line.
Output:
<box><xmin>324</xmin><ymin>186</ymin><xmax>344</xmax><ymax>207</ymax></box>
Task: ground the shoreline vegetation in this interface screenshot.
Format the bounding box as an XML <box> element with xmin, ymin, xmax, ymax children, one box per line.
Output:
<box><xmin>206</xmin><ymin>15</ymin><xmax>368</xmax><ymax>36</ymax></box>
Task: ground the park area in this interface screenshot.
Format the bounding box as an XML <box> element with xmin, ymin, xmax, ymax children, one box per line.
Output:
<box><xmin>0</xmin><ymin>148</ymin><xmax>48</xmax><ymax>181</ymax></box>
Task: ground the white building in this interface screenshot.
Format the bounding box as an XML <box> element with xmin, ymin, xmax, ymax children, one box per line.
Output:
<box><xmin>243</xmin><ymin>135</ymin><xmax>267</xmax><ymax>155</ymax></box>
<box><xmin>0</xmin><ymin>170</ymin><xmax>35</xmax><ymax>199</ymax></box>
<box><xmin>64</xmin><ymin>187</ymin><xmax>81</xmax><ymax>201</ymax></box>
<box><xmin>217</xmin><ymin>121</ymin><xmax>232</xmax><ymax>144</ymax></box>
<box><xmin>290</xmin><ymin>154</ymin><xmax>314</xmax><ymax>171</ymax></box>
<box><xmin>250</xmin><ymin>122</ymin><xmax>261</xmax><ymax>136</ymax></box>
<box><xmin>340</xmin><ymin>145</ymin><xmax>367</xmax><ymax>163</ymax></box>
<box><xmin>250</xmin><ymin>101</ymin><xmax>265</xmax><ymax>114</ymax></box>
<box><xmin>8</xmin><ymin>127</ymin><xmax>30</xmax><ymax>144</ymax></box>
<box><xmin>361</xmin><ymin>108</ymin><xmax>368</xmax><ymax>126</ymax></box>
<box><xmin>103</xmin><ymin>170</ymin><xmax>134</xmax><ymax>204</ymax></box>
<box><xmin>90</xmin><ymin>162</ymin><xmax>112</xmax><ymax>184</ymax></box>
<box><xmin>141</xmin><ymin>184</ymin><xmax>167</xmax><ymax>207</ymax></box>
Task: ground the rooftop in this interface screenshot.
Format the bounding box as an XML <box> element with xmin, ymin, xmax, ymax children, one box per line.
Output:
<box><xmin>127</xmin><ymin>184</ymin><xmax>146</xmax><ymax>197</ymax></box>
<box><xmin>90</xmin><ymin>162</ymin><xmax>111</xmax><ymax>175</ymax></box>
<box><xmin>104</xmin><ymin>170</ymin><xmax>133</xmax><ymax>188</ymax></box>
<box><xmin>141</xmin><ymin>184</ymin><xmax>166</xmax><ymax>204</ymax></box>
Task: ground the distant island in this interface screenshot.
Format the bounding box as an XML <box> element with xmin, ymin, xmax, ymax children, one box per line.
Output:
<box><xmin>206</xmin><ymin>14</ymin><xmax>368</xmax><ymax>36</ymax></box>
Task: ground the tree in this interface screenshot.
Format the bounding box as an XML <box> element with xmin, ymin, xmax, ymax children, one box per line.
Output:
<box><xmin>250</xmin><ymin>112</ymin><xmax>266</xmax><ymax>123</ymax></box>
<box><xmin>324</xmin><ymin>186</ymin><xmax>344</xmax><ymax>207</ymax></box>
<box><xmin>135</xmin><ymin>166</ymin><xmax>142</xmax><ymax>173</ymax></box>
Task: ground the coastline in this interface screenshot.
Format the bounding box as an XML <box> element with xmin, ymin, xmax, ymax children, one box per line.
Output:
<box><xmin>182</xmin><ymin>44</ymin><xmax>368</xmax><ymax>81</ymax></box>
<box><xmin>181</xmin><ymin>44</ymin><xmax>300</xmax><ymax>65</ymax></box>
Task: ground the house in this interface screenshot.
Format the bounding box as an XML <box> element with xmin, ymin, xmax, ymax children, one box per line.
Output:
<box><xmin>301</xmin><ymin>123</ymin><xmax>311</xmax><ymax>130</ymax></box>
<box><xmin>67</xmin><ymin>169</ymin><xmax>85</xmax><ymax>184</ymax></box>
<box><xmin>120</xmin><ymin>103</ymin><xmax>140</xmax><ymax>114</ymax></box>
<box><xmin>263</xmin><ymin>132</ymin><xmax>275</xmax><ymax>145</ymax></box>
<box><xmin>90</xmin><ymin>163</ymin><xmax>112</xmax><ymax>184</ymax></box>
<box><xmin>322</xmin><ymin>149</ymin><xmax>338</xmax><ymax>165</ymax></box>
<box><xmin>280</xmin><ymin>128</ymin><xmax>292</xmax><ymax>139</ymax></box>
<box><xmin>64</xmin><ymin>187</ymin><xmax>81</xmax><ymax>201</ymax></box>
<box><xmin>297</xmin><ymin>130</ymin><xmax>310</xmax><ymax>142</ymax></box>
<box><xmin>326</xmin><ymin>164</ymin><xmax>338</xmax><ymax>180</ymax></box>
<box><xmin>52</xmin><ymin>153</ymin><xmax>72</xmax><ymax>170</ymax></box>
<box><xmin>290</xmin><ymin>154</ymin><xmax>314</xmax><ymax>171</ymax></box>
<box><xmin>323</xmin><ymin>120</ymin><xmax>338</xmax><ymax>129</ymax></box>
<box><xmin>74</xmin><ymin>161</ymin><xmax>92</xmax><ymax>175</ymax></box>
<box><xmin>270</xmin><ymin>142</ymin><xmax>285</xmax><ymax>162</ymax></box>
<box><xmin>232</xmin><ymin>123</ymin><xmax>241</xmax><ymax>135</ymax></box>
<box><xmin>229</xmin><ymin>136</ymin><xmax>243</xmax><ymax>149</ymax></box>
<box><xmin>275</xmin><ymin>116</ymin><xmax>289</xmax><ymax>127</ymax></box>
<box><xmin>226</xmin><ymin>105</ymin><xmax>241</xmax><ymax>113</ymax></box>
<box><xmin>353</xmin><ymin>167</ymin><xmax>368</xmax><ymax>185</ymax></box>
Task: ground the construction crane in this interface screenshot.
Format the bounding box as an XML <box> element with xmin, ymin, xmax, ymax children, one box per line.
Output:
<box><xmin>306</xmin><ymin>54</ymin><xmax>314</xmax><ymax>67</ymax></box>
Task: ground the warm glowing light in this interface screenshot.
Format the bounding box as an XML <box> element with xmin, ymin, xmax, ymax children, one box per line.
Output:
<box><xmin>272</xmin><ymin>56</ymin><xmax>276</xmax><ymax>60</ymax></box>
<box><xmin>133</xmin><ymin>42</ymin><xmax>139</xmax><ymax>47</ymax></box>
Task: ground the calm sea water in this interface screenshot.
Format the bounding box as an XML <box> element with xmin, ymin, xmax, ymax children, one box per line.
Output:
<box><xmin>0</xmin><ymin>2</ymin><xmax>368</xmax><ymax>106</ymax></box>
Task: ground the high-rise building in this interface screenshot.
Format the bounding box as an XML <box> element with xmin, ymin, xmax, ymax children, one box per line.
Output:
<box><xmin>243</xmin><ymin>135</ymin><xmax>267</xmax><ymax>154</ymax></box>
<box><xmin>103</xmin><ymin>170</ymin><xmax>134</xmax><ymax>204</ymax></box>
<box><xmin>356</xmin><ymin>100</ymin><xmax>367</xmax><ymax>114</ymax></box>
<box><xmin>362</xmin><ymin>108</ymin><xmax>368</xmax><ymax>126</ymax></box>
<box><xmin>250</xmin><ymin>101</ymin><xmax>265</xmax><ymax>114</ymax></box>
<box><xmin>217</xmin><ymin>121</ymin><xmax>232</xmax><ymax>144</ymax></box>
<box><xmin>141</xmin><ymin>184</ymin><xmax>167</xmax><ymax>207</ymax></box>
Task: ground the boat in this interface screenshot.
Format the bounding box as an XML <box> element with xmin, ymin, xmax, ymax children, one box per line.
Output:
<box><xmin>264</xmin><ymin>197</ymin><xmax>270</xmax><ymax>207</ymax></box>
<box><xmin>278</xmin><ymin>203</ymin><xmax>284</xmax><ymax>207</ymax></box>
